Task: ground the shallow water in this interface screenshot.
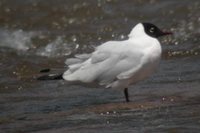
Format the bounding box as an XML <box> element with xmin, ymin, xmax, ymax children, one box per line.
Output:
<box><xmin>0</xmin><ymin>0</ymin><xmax>200</xmax><ymax>133</ymax></box>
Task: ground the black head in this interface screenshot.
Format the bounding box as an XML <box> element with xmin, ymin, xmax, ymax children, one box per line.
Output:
<box><xmin>142</xmin><ymin>23</ymin><xmax>172</xmax><ymax>38</ymax></box>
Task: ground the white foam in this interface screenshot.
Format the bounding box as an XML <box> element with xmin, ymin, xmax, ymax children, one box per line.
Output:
<box><xmin>36</xmin><ymin>36</ymin><xmax>79</xmax><ymax>57</ymax></box>
<box><xmin>0</xmin><ymin>29</ymin><xmax>35</xmax><ymax>51</ymax></box>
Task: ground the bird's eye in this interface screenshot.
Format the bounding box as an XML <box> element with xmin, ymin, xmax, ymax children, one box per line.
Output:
<box><xmin>149</xmin><ymin>27</ymin><xmax>155</xmax><ymax>33</ymax></box>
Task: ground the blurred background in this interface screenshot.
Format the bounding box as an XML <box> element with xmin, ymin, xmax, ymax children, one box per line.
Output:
<box><xmin>0</xmin><ymin>0</ymin><xmax>200</xmax><ymax>133</ymax></box>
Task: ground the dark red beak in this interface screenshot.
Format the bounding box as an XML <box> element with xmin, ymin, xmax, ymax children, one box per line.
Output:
<box><xmin>160</xmin><ymin>31</ymin><xmax>173</xmax><ymax>36</ymax></box>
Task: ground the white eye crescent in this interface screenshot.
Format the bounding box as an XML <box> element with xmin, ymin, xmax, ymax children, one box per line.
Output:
<box><xmin>150</xmin><ymin>27</ymin><xmax>155</xmax><ymax>33</ymax></box>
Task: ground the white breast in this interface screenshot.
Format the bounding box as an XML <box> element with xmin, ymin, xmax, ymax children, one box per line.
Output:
<box><xmin>109</xmin><ymin>37</ymin><xmax>162</xmax><ymax>89</ymax></box>
<box><xmin>129</xmin><ymin>38</ymin><xmax>162</xmax><ymax>85</ymax></box>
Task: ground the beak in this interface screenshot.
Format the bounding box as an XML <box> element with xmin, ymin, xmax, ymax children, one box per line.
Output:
<box><xmin>160</xmin><ymin>31</ymin><xmax>173</xmax><ymax>36</ymax></box>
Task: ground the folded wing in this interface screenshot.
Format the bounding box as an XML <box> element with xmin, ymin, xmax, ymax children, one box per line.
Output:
<box><xmin>63</xmin><ymin>41</ymin><xmax>144</xmax><ymax>87</ymax></box>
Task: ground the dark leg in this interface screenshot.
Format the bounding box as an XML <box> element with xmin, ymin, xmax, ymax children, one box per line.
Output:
<box><xmin>124</xmin><ymin>88</ymin><xmax>130</xmax><ymax>102</ymax></box>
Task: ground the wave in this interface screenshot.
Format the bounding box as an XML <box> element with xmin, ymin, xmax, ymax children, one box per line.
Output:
<box><xmin>0</xmin><ymin>29</ymin><xmax>36</xmax><ymax>51</ymax></box>
<box><xmin>36</xmin><ymin>36</ymin><xmax>79</xmax><ymax>57</ymax></box>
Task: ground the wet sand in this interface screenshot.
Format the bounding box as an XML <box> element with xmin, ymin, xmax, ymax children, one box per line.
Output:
<box><xmin>0</xmin><ymin>0</ymin><xmax>200</xmax><ymax>132</ymax></box>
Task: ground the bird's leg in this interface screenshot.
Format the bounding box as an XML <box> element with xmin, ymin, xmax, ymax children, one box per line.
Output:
<box><xmin>124</xmin><ymin>88</ymin><xmax>130</xmax><ymax>102</ymax></box>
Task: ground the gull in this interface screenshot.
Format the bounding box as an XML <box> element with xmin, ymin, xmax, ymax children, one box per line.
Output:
<box><xmin>38</xmin><ymin>23</ymin><xmax>172</xmax><ymax>102</ymax></box>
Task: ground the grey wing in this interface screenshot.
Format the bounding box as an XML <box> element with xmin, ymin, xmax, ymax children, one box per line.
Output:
<box><xmin>63</xmin><ymin>43</ymin><xmax>144</xmax><ymax>85</ymax></box>
<box><xmin>116</xmin><ymin>52</ymin><xmax>144</xmax><ymax>80</ymax></box>
<box><xmin>96</xmin><ymin>50</ymin><xmax>144</xmax><ymax>86</ymax></box>
<box><xmin>63</xmin><ymin>51</ymin><xmax>111</xmax><ymax>82</ymax></box>
<box><xmin>65</xmin><ymin>53</ymin><xmax>92</xmax><ymax>65</ymax></box>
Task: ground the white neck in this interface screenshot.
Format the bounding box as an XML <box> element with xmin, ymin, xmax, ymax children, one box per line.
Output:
<box><xmin>128</xmin><ymin>23</ymin><xmax>147</xmax><ymax>38</ymax></box>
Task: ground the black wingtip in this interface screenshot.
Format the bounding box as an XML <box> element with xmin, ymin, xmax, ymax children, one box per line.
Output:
<box><xmin>40</xmin><ymin>68</ymin><xmax>51</xmax><ymax>73</ymax></box>
<box><xmin>37</xmin><ymin>74</ymin><xmax>63</xmax><ymax>80</ymax></box>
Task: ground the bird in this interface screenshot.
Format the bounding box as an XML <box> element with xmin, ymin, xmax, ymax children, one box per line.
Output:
<box><xmin>37</xmin><ymin>22</ymin><xmax>172</xmax><ymax>102</ymax></box>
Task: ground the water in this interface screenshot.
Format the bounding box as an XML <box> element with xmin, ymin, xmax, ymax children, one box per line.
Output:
<box><xmin>0</xmin><ymin>0</ymin><xmax>200</xmax><ymax>132</ymax></box>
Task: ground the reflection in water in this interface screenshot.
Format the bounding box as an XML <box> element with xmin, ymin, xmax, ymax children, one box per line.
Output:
<box><xmin>0</xmin><ymin>0</ymin><xmax>200</xmax><ymax>132</ymax></box>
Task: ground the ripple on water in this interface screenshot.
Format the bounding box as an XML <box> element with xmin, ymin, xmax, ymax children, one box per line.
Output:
<box><xmin>0</xmin><ymin>0</ymin><xmax>200</xmax><ymax>133</ymax></box>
